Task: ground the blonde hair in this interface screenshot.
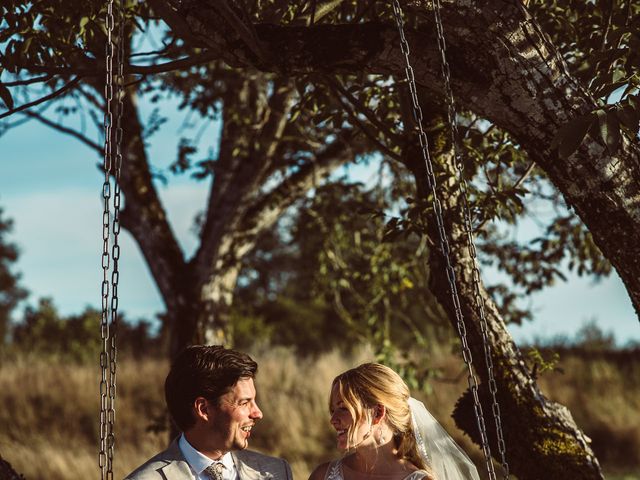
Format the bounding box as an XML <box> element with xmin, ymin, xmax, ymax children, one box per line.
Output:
<box><xmin>331</xmin><ymin>363</ymin><xmax>429</xmax><ymax>472</ymax></box>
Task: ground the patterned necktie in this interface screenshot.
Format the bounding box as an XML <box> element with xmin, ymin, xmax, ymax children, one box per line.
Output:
<box><xmin>204</xmin><ymin>462</ymin><xmax>226</xmax><ymax>480</ymax></box>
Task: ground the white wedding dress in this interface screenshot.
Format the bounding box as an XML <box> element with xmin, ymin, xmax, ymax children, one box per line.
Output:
<box><xmin>323</xmin><ymin>459</ymin><xmax>431</xmax><ymax>480</ymax></box>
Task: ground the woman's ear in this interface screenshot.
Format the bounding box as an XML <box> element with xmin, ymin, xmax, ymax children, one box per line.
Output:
<box><xmin>372</xmin><ymin>404</ymin><xmax>386</xmax><ymax>424</ymax></box>
<box><xmin>193</xmin><ymin>396</ymin><xmax>211</xmax><ymax>422</ymax></box>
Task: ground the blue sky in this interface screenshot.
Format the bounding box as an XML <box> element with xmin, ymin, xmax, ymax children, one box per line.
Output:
<box><xmin>1</xmin><ymin>94</ymin><xmax>638</xmax><ymax>346</ymax></box>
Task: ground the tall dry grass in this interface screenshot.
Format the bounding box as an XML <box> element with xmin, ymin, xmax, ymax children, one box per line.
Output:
<box><xmin>0</xmin><ymin>353</ymin><xmax>167</xmax><ymax>479</ymax></box>
<box><xmin>0</xmin><ymin>346</ymin><xmax>638</xmax><ymax>479</ymax></box>
<box><xmin>535</xmin><ymin>349</ymin><xmax>640</xmax><ymax>476</ymax></box>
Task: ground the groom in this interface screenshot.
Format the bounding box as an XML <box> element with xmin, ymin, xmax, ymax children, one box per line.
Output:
<box><xmin>125</xmin><ymin>345</ymin><xmax>293</xmax><ymax>480</ymax></box>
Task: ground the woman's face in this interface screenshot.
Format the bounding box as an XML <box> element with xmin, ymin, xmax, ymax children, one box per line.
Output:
<box><xmin>329</xmin><ymin>384</ymin><xmax>371</xmax><ymax>450</ymax></box>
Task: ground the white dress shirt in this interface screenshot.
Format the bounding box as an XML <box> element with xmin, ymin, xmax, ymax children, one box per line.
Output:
<box><xmin>178</xmin><ymin>434</ymin><xmax>239</xmax><ymax>480</ymax></box>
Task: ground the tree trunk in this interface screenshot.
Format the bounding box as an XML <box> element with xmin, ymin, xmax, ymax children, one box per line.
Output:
<box><xmin>432</xmin><ymin>191</ymin><xmax>603</xmax><ymax>480</ymax></box>
<box><xmin>403</xmin><ymin>123</ymin><xmax>602</xmax><ymax>478</ymax></box>
<box><xmin>111</xmin><ymin>76</ymin><xmax>365</xmax><ymax>358</ymax></box>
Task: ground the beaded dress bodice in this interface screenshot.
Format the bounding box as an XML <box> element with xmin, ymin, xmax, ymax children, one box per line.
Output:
<box><xmin>324</xmin><ymin>460</ymin><xmax>430</xmax><ymax>480</ymax></box>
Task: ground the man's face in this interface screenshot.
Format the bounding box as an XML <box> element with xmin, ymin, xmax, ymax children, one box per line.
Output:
<box><xmin>207</xmin><ymin>377</ymin><xmax>263</xmax><ymax>452</ymax></box>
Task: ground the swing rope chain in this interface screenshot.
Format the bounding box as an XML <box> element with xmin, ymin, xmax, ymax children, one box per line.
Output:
<box><xmin>100</xmin><ymin>0</ymin><xmax>125</xmax><ymax>477</ymax></box>
<box><xmin>431</xmin><ymin>0</ymin><xmax>509</xmax><ymax>476</ymax></box>
<box><xmin>390</xmin><ymin>1</ymin><xmax>509</xmax><ymax>478</ymax></box>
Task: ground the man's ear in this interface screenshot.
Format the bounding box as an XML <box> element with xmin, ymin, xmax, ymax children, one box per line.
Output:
<box><xmin>372</xmin><ymin>404</ymin><xmax>386</xmax><ymax>424</ymax></box>
<box><xmin>193</xmin><ymin>396</ymin><xmax>212</xmax><ymax>422</ymax></box>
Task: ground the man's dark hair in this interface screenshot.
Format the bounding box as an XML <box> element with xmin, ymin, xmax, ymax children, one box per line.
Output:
<box><xmin>165</xmin><ymin>345</ymin><xmax>258</xmax><ymax>431</ymax></box>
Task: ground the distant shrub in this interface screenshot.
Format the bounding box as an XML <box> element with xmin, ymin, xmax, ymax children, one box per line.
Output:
<box><xmin>5</xmin><ymin>298</ymin><xmax>165</xmax><ymax>361</ymax></box>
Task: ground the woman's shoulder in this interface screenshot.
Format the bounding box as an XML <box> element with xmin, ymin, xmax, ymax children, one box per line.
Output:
<box><xmin>403</xmin><ymin>470</ymin><xmax>434</xmax><ymax>480</ymax></box>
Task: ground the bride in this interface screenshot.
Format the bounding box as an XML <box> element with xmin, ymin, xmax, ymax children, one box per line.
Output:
<box><xmin>308</xmin><ymin>363</ymin><xmax>480</xmax><ymax>480</ymax></box>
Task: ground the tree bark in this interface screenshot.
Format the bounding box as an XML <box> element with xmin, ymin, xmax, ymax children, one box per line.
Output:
<box><xmin>400</xmin><ymin>110</ymin><xmax>603</xmax><ymax>478</ymax></box>
<box><xmin>429</xmin><ymin>179</ymin><xmax>603</xmax><ymax>480</ymax></box>
<box><xmin>154</xmin><ymin>0</ymin><xmax>640</xmax><ymax>320</ymax></box>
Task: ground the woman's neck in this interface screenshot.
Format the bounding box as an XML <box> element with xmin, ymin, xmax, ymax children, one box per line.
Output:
<box><xmin>347</xmin><ymin>444</ymin><xmax>402</xmax><ymax>474</ymax></box>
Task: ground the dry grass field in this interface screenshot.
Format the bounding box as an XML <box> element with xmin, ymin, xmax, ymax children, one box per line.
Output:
<box><xmin>0</xmin><ymin>345</ymin><xmax>638</xmax><ymax>479</ymax></box>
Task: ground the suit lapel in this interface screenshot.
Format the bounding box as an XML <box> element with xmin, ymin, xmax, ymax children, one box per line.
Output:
<box><xmin>233</xmin><ymin>452</ymin><xmax>274</xmax><ymax>480</ymax></box>
<box><xmin>157</xmin><ymin>438</ymin><xmax>194</xmax><ymax>479</ymax></box>
<box><xmin>153</xmin><ymin>441</ymin><xmax>279</xmax><ymax>480</ymax></box>
<box><xmin>161</xmin><ymin>460</ymin><xmax>195</xmax><ymax>479</ymax></box>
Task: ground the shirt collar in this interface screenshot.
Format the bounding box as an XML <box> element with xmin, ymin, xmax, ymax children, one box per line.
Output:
<box><xmin>178</xmin><ymin>433</ymin><xmax>235</xmax><ymax>475</ymax></box>
<box><xmin>219</xmin><ymin>450</ymin><xmax>236</xmax><ymax>471</ymax></box>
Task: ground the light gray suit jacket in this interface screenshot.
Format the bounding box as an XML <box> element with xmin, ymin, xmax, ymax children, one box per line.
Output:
<box><xmin>124</xmin><ymin>440</ymin><xmax>293</xmax><ymax>480</ymax></box>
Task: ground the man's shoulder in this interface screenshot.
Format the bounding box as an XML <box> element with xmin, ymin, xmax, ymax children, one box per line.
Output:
<box><xmin>236</xmin><ymin>449</ymin><xmax>288</xmax><ymax>465</ymax></box>
<box><xmin>123</xmin><ymin>452</ymin><xmax>167</xmax><ymax>480</ymax></box>
<box><xmin>124</xmin><ymin>440</ymin><xmax>190</xmax><ymax>480</ymax></box>
<box><xmin>235</xmin><ymin>449</ymin><xmax>291</xmax><ymax>477</ymax></box>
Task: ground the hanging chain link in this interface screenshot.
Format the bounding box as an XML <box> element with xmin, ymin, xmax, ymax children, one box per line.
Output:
<box><xmin>389</xmin><ymin>1</ymin><xmax>500</xmax><ymax>479</ymax></box>
<box><xmin>100</xmin><ymin>0</ymin><xmax>124</xmax><ymax>478</ymax></box>
<box><xmin>430</xmin><ymin>0</ymin><xmax>509</xmax><ymax>476</ymax></box>
<box><xmin>99</xmin><ymin>0</ymin><xmax>114</xmax><ymax>474</ymax></box>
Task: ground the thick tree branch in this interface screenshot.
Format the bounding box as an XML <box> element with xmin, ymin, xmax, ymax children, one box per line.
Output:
<box><xmin>186</xmin><ymin>77</ymin><xmax>295</xmax><ymax>343</ymax></box>
<box><xmin>190</xmin><ymin>130</ymin><xmax>367</xmax><ymax>345</ymax></box>
<box><xmin>129</xmin><ymin>37</ymin><xmax>179</xmax><ymax>58</ymax></box>
<box><xmin>195</xmin><ymin>78</ymin><xmax>295</xmax><ymax>275</ymax></box>
<box><xmin>105</xmin><ymin>85</ymin><xmax>187</xmax><ymax>310</ymax></box>
<box><xmin>240</xmin><ymin>130</ymin><xmax>367</xmax><ymax>239</ymax></box>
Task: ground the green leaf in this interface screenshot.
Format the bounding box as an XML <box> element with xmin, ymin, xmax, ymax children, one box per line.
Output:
<box><xmin>302</xmin><ymin>0</ymin><xmax>345</xmax><ymax>24</ymax></box>
<box><xmin>598</xmin><ymin>109</ymin><xmax>621</xmax><ymax>154</ymax></box>
<box><xmin>595</xmin><ymin>108</ymin><xmax>607</xmax><ymax>137</ymax></box>
<box><xmin>553</xmin><ymin>113</ymin><xmax>594</xmax><ymax>158</ymax></box>
<box><xmin>616</xmin><ymin>105</ymin><xmax>639</xmax><ymax>133</ymax></box>
<box><xmin>79</xmin><ymin>16</ymin><xmax>90</xmax><ymax>35</ymax></box>
<box><xmin>20</xmin><ymin>36</ymin><xmax>33</xmax><ymax>56</ymax></box>
<box><xmin>0</xmin><ymin>83</ymin><xmax>14</xmax><ymax>110</ymax></box>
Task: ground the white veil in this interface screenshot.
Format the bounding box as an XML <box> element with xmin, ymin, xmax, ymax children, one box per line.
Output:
<box><xmin>408</xmin><ymin>397</ymin><xmax>480</xmax><ymax>480</ymax></box>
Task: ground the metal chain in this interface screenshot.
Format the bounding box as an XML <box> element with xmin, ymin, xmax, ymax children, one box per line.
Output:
<box><xmin>99</xmin><ymin>0</ymin><xmax>115</xmax><ymax>475</ymax></box>
<box><xmin>431</xmin><ymin>0</ymin><xmax>509</xmax><ymax>476</ymax></box>
<box><xmin>389</xmin><ymin>2</ymin><xmax>497</xmax><ymax>479</ymax></box>
<box><xmin>100</xmin><ymin>0</ymin><xmax>124</xmax><ymax>478</ymax></box>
